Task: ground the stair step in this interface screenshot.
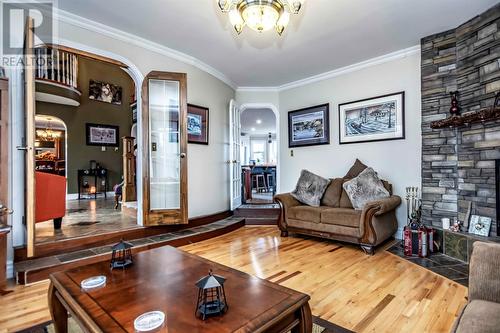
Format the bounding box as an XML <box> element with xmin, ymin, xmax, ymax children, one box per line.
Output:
<box><xmin>15</xmin><ymin>217</ymin><xmax>245</xmax><ymax>285</ymax></box>
<box><xmin>234</xmin><ymin>204</ymin><xmax>280</xmax><ymax>225</ymax></box>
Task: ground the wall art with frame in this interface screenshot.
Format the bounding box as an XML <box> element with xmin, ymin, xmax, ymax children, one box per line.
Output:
<box><xmin>339</xmin><ymin>92</ymin><xmax>405</xmax><ymax>144</ymax></box>
<box><xmin>288</xmin><ymin>103</ymin><xmax>330</xmax><ymax>148</ymax></box>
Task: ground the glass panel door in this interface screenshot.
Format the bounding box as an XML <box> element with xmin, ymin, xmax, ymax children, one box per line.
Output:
<box><xmin>142</xmin><ymin>72</ymin><xmax>187</xmax><ymax>225</ymax></box>
<box><xmin>149</xmin><ymin>79</ymin><xmax>180</xmax><ymax>210</ymax></box>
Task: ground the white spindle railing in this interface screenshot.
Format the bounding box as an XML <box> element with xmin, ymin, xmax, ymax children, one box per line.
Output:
<box><xmin>34</xmin><ymin>47</ymin><xmax>78</xmax><ymax>89</ymax></box>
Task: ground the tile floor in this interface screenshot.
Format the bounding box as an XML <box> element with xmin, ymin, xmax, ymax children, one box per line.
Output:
<box><xmin>387</xmin><ymin>242</ymin><xmax>469</xmax><ymax>287</ymax></box>
<box><xmin>35</xmin><ymin>198</ymin><xmax>138</xmax><ymax>244</ymax></box>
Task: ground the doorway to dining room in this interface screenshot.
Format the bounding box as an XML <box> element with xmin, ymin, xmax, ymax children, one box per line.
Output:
<box><xmin>239</xmin><ymin>106</ymin><xmax>278</xmax><ymax>205</ymax></box>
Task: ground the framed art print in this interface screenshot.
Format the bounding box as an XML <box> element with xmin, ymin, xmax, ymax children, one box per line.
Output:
<box><xmin>339</xmin><ymin>92</ymin><xmax>405</xmax><ymax>144</ymax></box>
<box><xmin>86</xmin><ymin>123</ymin><xmax>120</xmax><ymax>147</ymax></box>
<box><xmin>187</xmin><ymin>104</ymin><xmax>209</xmax><ymax>145</ymax></box>
<box><xmin>468</xmin><ymin>215</ymin><xmax>492</xmax><ymax>237</ymax></box>
<box><xmin>89</xmin><ymin>80</ymin><xmax>122</xmax><ymax>105</ymax></box>
<box><xmin>288</xmin><ymin>103</ymin><xmax>330</xmax><ymax>148</ymax></box>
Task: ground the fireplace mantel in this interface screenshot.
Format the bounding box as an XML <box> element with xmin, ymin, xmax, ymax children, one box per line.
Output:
<box><xmin>430</xmin><ymin>107</ymin><xmax>500</xmax><ymax>129</ymax></box>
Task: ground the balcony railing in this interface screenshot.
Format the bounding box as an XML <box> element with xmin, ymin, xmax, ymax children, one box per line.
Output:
<box><xmin>34</xmin><ymin>46</ymin><xmax>78</xmax><ymax>90</ymax></box>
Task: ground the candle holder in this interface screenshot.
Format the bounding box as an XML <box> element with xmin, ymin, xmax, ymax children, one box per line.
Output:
<box><xmin>405</xmin><ymin>186</ymin><xmax>422</xmax><ymax>229</ymax></box>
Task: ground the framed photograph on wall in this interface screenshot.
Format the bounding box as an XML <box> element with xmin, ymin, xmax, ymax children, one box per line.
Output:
<box><xmin>86</xmin><ymin>123</ymin><xmax>120</xmax><ymax>147</ymax></box>
<box><xmin>187</xmin><ymin>104</ymin><xmax>209</xmax><ymax>145</ymax></box>
<box><xmin>339</xmin><ymin>92</ymin><xmax>405</xmax><ymax>144</ymax></box>
<box><xmin>288</xmin><ymin>103</ymin><xmax>330</xmax><ymax>148</ymax></box>
<box><xmin>89</xmin><ymin>80</ymin><xmax>122</xmax><ymax>105</ymax></box>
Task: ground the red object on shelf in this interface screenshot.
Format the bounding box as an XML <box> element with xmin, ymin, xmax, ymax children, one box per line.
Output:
<box><xmin>35</xmin><ymin>171</ymin><xmax>66</xmax><ymax>224</ymax></box>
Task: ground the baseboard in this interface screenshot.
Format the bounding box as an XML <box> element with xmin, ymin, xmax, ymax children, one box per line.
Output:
<box><xmin>66</xmin><ymin>191</ymin><xmax>115</xmax><ymax>201</ymax></box>
<box><xmin>6</xmin><ymin>260</ymin><xmax>13</xmax><ymax>279</ymax></box>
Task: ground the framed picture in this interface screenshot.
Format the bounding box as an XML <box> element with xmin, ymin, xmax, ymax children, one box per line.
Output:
<box><xmin>468</xmin><ymin>215</ymin><xmax>492</xmax><ymax>236</ymax></box>
<box><xmin>187</xmin><ymin>104</ymin><xmax>209</xmax><ymax>145</ymax></box>
<box><xmin>89</xmin><ymin>80</ymin><xmax>122</xmax><ymax>105</ymax></box>
<box><xmin>288</xmin><ymin>103</ymin><xmax>330</xmax><ymax>148</ymax></box>
<box><xmin>339</xmin><ymin>92</ymin><xmax>405</xmax><ymax>144</ymax></box>
<box><xmin>86</xmin><ymin>123</ymin><xmax>120</xmax><ymax>147</ymax></box>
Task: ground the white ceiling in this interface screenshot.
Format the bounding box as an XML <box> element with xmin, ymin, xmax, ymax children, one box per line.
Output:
<box><xmin>241</xmin><ymin>108</ymin><xmax>276</xmax><ymax>135</ymax></box>
<box><xmin>58</xmin><ymin>0</ymin><xmax>499</xmax><ymax>87</ymax></box>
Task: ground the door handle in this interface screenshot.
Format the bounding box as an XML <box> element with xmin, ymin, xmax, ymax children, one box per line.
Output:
<box><xmin>16</xmin><ymin>145</ymin><xmax>28</xmax><ymax>151</ymax></box>
<box><xmin>180</xmin><ymin>153</ymin><xmax>186</xmax><ymax>159</ymax></box>
<box><xmin>0</xmin><ymin>204</ymin><xmax>13</xmax><ymax>216</ymax></box>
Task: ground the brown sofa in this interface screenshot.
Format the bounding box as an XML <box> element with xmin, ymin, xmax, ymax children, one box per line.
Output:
<box><xmin>452</xmin><ymin>242</ymin><xmax>500</xmax><ymax>333</ymax></box>
<box><xmin>275</xmin><ymin>177</ymin><xmax>401</xmax><ymax>254</ymax></box>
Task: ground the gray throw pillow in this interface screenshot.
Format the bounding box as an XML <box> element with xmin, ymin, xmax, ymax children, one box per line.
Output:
<box><xmin>342</xmin><ymin>167</ymin><xmax>389</xmax><ymax>210</ymax></box>
<box><xmin>291</xmin><ymin>170</ymin><xmax>330</xmax><ymax>207</ymax></box>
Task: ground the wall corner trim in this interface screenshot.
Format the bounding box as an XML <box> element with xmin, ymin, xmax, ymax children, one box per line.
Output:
<box><xmin>237</xmin><ymin>45</ymin><xmax>421</xmax><ymax>92</ymax></box>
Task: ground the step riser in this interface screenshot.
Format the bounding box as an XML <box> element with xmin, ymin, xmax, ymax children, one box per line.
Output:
<box><xmin>245</xmin><ymin>218</ymin><xmax>278</xmax><ymax>225</ymax></box>
<box><xmin>234</xmin><ymin>209</ymin><xmax>280</xmax><ymax>218</ymax></box>
<box><xmin>15</xmin><ymin>210</ymin><xmax>232</xmax><ymax>262</ymax></box>
<box><xmin>17</xmin><ymin>220</ymin><xmax>245</xmax><ymax>285</ymax></box>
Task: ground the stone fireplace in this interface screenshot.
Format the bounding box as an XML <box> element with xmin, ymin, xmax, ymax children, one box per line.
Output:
<box><xmin>421</xmin><ymin>3</ymin><xmax>500</xmax><ymax>242</ymax></box>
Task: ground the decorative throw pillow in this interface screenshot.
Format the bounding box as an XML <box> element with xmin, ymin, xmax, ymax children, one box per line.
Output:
<box><xmin>342</xmin><ymin>168</ymin><xmax>389</xmax><ymax>210</ymax></box>
<box><xmin>291</xmin><ymin>170</ymin><xmax>330</xmax><ymax>207</ymax></box>
<box><xmin>321</xmin><ymin>178</ymin><xmax>343</xmax><ymax>207</ymax></box>
<box><xmin>344</xmin><ymin>159</ymin><xmax>368</xmax><ymax>179</ymax></box>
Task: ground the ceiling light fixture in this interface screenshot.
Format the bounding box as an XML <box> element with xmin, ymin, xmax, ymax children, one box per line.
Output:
<box><xmin>251</xmin><ymin>127</ymin><xmax>256</xmax><ymax>131</ymax></box>
<box><xmin>218</xmin><ymin>0</ymin><xmax>304</xmax><ymax>35</ymax></box>
<box><xmin>256</xmin><ymin>119</ymin><xmax>262</xmax><ymax>124</ymax></box>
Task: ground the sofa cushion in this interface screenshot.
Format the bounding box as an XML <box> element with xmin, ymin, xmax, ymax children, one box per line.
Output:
<box><xmin>287</xmin><ymin>219</ymin><xmax>361</xmax><ymax>238</ymax></box>
<box><xmin>321</xmin><ymin>178</ymin><xmax>343</xmax><ymax>207</ymax></box>
<box><xmin>343</xmin><ymin>168</ymin><xmax>390</xmax><ymax>210</ymax></box>
<box><xmin>344</xmin><ymin>159</ymin><xmax>368</xmax><ymax>178</ymax></box>
<box><xmin>339</xmin><ymin>179</ymin><xmax>354</xmax><ymax>209</ymax></box>
<box><xmin>291</xmin><ymin>170</ymin><xmax>330</xmax><ymax>207</ymax></box>
<box><xmin>288</xmin><ymin>206</ymin><xmax>329</xmax><ymax>223</ymax></box>
<box><xmin>321</xmin><ymin>208</ymin><xmax>361</xmax><ymax>228</ymax></box>
<box><xmin>455</xmin><ymin>300</ymin><xmax>500</xmax><ymax>333</ymax></box>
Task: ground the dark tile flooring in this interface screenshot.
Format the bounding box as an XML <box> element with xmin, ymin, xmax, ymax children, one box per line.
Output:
<box><xmin>387</xmin><ymin>243</ymin><xmax>469</xmax><ymax>287</ymax></box>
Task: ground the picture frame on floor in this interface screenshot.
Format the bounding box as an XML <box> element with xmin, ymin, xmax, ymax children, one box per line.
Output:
<box><xmin>187</xmin><ymin>104</ymin><xmax>209</xmax><ymax>145</ymax></box>
<box><xmin>288</xmin><ymin>103</ymin><xmax>330</xmax><ymax>148</ymax></box>
<box><xmin>86</xmin><ymin>123</ymin><xmax>120</xmax><ymax>147</ymax></box>
<box><xmin>339</xmin><ymin>91</ymin><xmax>405</xmax><ymax>144</ymax></box>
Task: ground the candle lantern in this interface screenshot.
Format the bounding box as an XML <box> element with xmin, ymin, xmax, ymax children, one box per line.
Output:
<box><xmin>110</xmin><ymin>240</ymin><xmax>133</xmax><ymax>269</ymax></box>
<box><xmin>195</xmin><ymin>270</ymin><xmax>228</xmax><ymax>320</ymax></box>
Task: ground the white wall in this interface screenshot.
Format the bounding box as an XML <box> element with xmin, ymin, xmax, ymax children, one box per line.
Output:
<box><xmin>278</xmin><ymin>53</ymin><xmax>422</xmax><ymax>233</ymax></box>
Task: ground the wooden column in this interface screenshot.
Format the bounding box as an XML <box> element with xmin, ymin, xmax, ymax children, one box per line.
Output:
<box><xmin>122</xmin><ymin>136</ymin><xmax>136</xmax><ymax>202</ymax></box>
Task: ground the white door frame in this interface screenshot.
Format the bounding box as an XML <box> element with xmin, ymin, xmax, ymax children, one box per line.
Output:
<box><xmin>229</xmin><ymin>99</ymin><xmax>242</xmax><ymax>210</ymax></box>
<box><xmin>238</xmin><ymin>103</ymin><xmax>281</xmax><ymax>194</ymax></box>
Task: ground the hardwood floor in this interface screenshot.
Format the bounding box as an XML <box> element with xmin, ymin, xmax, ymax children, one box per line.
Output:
<box><xmin>0</xmin><ymin>226</ymin><xmax>467</xmax><ymax>333</ymax></box>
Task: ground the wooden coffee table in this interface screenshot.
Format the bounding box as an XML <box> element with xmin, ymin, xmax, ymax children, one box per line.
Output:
<box><xmin>48</xmin><ymin>246</ymin><xmax>312</xmax><ymax>332</ymax></box>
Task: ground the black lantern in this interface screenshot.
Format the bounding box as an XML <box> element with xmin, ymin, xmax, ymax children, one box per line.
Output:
<box><xmin>195</xmin><ymin>270</ymin><xmax>228</xmax><ymax>320</ymax></box>
<box><xmin>110</xmin><ymin>240</ymin><xmax>133</xmax><ymax>269</ymax></box>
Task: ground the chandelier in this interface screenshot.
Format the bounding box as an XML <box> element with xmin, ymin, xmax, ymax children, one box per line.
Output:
<box><xmin>36</xmin><ymin>119</ymin><xmax>62</xmax><ymax>141</ymax></box>
<box><xmin>218</xmin><ymin>0</ymin><xmax>304</xmax><ymax>35</ymax></box>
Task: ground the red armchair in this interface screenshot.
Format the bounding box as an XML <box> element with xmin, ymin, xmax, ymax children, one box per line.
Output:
<box><xmin>35</xmin><ymin>171</ymin><xmax>66</xmax><ymax>229</ymax></box>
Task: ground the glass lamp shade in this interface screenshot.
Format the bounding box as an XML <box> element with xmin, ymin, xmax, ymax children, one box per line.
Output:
<box><xmin>229</xmin><ymin>9</ymin><xmax>245</xmax><ymax>34</ymax></box>
<box><xmin>241</xmin><ymin>3</ymin><xmax>280</xmax><ymax>33</ymax></box>
<box><xmin>276</xmin><ymin>11</ymin><xmax>289</xmax><ymax>35</ymax></box>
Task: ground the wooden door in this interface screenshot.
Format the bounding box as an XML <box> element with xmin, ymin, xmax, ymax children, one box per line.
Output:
<box><xmin>24</xmin><ymin>18</ymin><xmax>36</xmax><ymax>257</ymax></box>
<box><xmin>141</xmin><ymin>71</ymin><xmax>188</xmax><ymax>225</ymax></box>
<box><xmin>229</xmin><ymin>99</ymin><xmax>242</xmax><ymax>210</ymax></box>
<box><xmin>0</xmin><ymin>78</ymin><xmax>12</xmax><ymax>222</ymax></box>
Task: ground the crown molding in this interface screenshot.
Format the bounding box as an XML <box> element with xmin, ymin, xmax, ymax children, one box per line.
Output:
<box><xmin>237</xmin><ymin>45</ymin><xmax>421</xmax><ymax>92</ymax></box>
<box><xmin>53</xmin><ymin>7</ymin><xmax>420</xmax><ymax>93</ymax></box>
<box><xmin>53</xmin><ymin>8</ymin><xmax>238</xmax><ymax>90</ymax></box>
